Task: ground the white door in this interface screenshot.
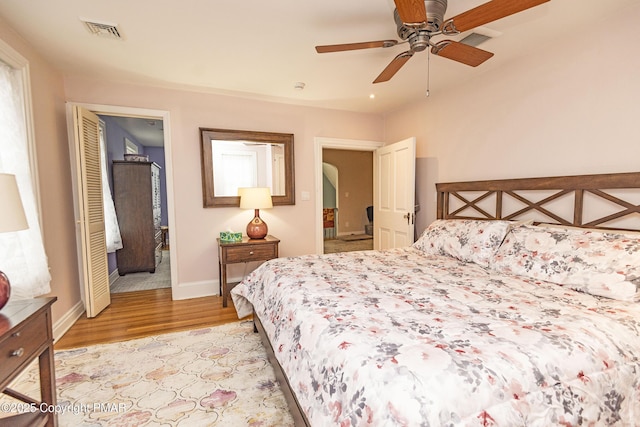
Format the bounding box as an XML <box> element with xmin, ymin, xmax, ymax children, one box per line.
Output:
<box><xmin>374</xmin><ymin>137</ymin><xmax>416</xmax><ymax>250</ymax></box>
<box><xmin>71</xmin><ymin>105</ymin><xmax>110</xmax><ymax>317</ymax></box>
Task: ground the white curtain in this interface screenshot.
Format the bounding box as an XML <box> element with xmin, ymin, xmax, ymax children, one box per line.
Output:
<box><xmin>98</xmin><ymin>121</ymin><xmax>123</xmax><ymax>253</ymax></box>
<box><xmin>0</xmin><ymin>61</ymin><xmax>51</xmax><ymax>298</ymax></box>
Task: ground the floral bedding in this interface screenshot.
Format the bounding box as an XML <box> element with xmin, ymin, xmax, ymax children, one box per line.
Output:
<box><xmin>491</xmin><ymin>224</ymin><xmax>640</xmax><ymax>302</ymax></box>
<box><xmin>232</xmin><ymin>246</ymin><xmax>640</xmax><ymax>426</ymax></box>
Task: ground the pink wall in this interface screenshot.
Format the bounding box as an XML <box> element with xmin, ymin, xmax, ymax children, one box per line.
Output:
<box><xmin>0</xmin><ymin>16</ymin><xmax>82</xmax><ymax>328</ymax></box>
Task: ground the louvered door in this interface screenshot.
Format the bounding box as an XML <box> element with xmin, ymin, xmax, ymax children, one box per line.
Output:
<box><xmin>71</xmin><ymin>105</ymin><xmax>110</xmax><ymax>317</ymax></box>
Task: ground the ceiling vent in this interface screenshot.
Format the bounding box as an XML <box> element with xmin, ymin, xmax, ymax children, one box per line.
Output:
<box><xmin>81</xmin><ymin>19</ymin><xmax>122</xmax><ymax>39</ymax></box>
<box><xmin>460</xmin><ymin>32</ymin><xmax>491</xmax><ymax>47</ymax></box>
<box><xmin>459</xmin><ymin>26</ymin><xmax>502</xmax><ymax>47</ymax></box>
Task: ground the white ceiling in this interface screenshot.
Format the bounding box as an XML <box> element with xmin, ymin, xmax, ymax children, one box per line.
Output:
<box><xmin>0</xmin><ymin>0</ymin><xmax>636</xmax><ymax>144</ymax></box>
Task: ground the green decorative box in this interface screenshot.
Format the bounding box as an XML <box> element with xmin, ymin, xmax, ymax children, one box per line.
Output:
<box><xmin>220</xmin><ymin>231</ymin><xmax>242</xmax><ymax>242</ymax></box>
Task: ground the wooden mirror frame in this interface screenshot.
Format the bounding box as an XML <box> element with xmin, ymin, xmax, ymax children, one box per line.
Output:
<box><xmin>200</xmin><ymin>128</ymin><xmax>295</xmax><ymax>207</ymax></box>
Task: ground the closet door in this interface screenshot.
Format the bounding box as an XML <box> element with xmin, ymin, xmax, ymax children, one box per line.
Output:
<box><xmin>71</xmin><ymin>105</ymin><xmax>110</xmax><ymax>317</ymax></box>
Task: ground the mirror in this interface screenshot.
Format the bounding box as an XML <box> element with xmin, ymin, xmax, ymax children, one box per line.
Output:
<box><xmin>200</xmin><ymin>128</ymin><xmax>295</xmax><ymax>207</ymax></box>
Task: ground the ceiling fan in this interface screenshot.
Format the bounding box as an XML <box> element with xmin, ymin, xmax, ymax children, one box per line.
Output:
<box><xmin>315</xmin><ymin>0</ymin><xmax>550</xmax><ymax>83</ymax></box>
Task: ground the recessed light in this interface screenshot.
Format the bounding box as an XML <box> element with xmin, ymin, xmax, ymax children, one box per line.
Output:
<box><xmin>369</xmin><ymin>94</ymin><xmax>375</xmax><ymax>99</ymax></box>
<box><xmin>294</xmin><ymin>82</ymin><xmax>305</xmax><ymax>90</ymax></box>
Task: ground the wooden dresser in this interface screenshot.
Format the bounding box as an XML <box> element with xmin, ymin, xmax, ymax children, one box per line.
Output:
<box><xmin>0</xmin><ymin>297</ymin><xmax>57</xmax><ymax>427</ymax></box>
<box><xmin>113</xmin><ymin>160</ymin><xmax>162</xmax><ymax>275</ymax></box>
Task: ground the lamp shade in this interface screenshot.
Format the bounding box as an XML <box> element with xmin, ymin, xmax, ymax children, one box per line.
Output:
<box><xmin>238</xmin><ymin>187</ymin><xmax>273</xmax><ymax>209</ymax></box>
<box><xmin>0</xmin><ymin>173</ymin><xmax>28</xmax><ymax>233</ymax></box>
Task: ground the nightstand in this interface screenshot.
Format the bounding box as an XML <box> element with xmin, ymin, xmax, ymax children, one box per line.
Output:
<box><xmin>0</xmin><ymin>297</ymin><xmax>57</xmax><ymax>427</ymax></box>
<box><xmin>217</xmin><ymin>235</ymin><xmax>280</xmax><ymax>307</ymax></box>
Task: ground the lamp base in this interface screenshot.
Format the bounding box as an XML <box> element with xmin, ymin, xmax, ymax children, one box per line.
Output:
<box><xmin>246</xmin><ymin>210</ymin><xmax>268</xmax><ymax>239</ymax></box>
<box><xmin>0</xmin><ymin>271</ymin><xmax>10</xmax><ymax>310</ymax></box>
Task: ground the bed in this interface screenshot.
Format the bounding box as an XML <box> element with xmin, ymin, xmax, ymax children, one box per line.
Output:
<box><xmin>231</xmin><ymin>172</ymin><xmax>640</xmax><ymax>426</ymax></box>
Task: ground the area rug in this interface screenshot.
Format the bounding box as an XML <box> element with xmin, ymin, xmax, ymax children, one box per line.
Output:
<box><xmin>1</xmin><ymin>321</ymin><xmax>294</xmax><ymax>426</ymax></box>
<box><xmin>110</xmin><ymin>250</ymin><xmax>171</xmax><ymax>293</ymax></box>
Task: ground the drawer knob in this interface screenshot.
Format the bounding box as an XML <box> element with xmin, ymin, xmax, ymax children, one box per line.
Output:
<box><xmin>249</xmin><ymin>251</ymin><xmax>254</xmax><ymax>255</ymax></box>
<box><xmin>11</xmin><ymin>348</ymin><xmax>24</xmax><ymax>358</ymax></box>
<box><xmin>12</xmin><ymin>331</ymin><xmax>21</xmax><ymax>337</ymax></box>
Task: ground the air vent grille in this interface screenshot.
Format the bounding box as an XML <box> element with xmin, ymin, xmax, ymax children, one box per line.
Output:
<box><xmin>460</xmin><ymin>32</ymin><xmax>491</xmax><ymax>47</ymax></box>
<box><xmin>82</xmin><ymin>19</ymin><xmax>122</xmax><ymax>39</ymax></box>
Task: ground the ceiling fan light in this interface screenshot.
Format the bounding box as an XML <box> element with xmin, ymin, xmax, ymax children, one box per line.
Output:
<box><xmin>408</xmin><ymin>32</ymin><xmax>430</xmax><ymax>52</ymax></box>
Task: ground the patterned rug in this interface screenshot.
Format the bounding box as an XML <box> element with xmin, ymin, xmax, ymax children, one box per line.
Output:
<box><xmin>1</xmin><ymin>321</ymin><xmax>294</xmax><ymax>426</ymax></box>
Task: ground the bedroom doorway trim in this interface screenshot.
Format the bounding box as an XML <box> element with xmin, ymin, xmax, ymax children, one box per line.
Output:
<box><xmin>314</xmin><ymin>137</ymin><xmax>384</xmax><ymax>255</ymax></box>
<box><xmin>66</xmin><ymin>102</ymin><xmax>176</xmax><ymax>312</ymax></box>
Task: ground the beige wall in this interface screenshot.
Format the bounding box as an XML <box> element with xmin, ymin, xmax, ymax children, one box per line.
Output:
<box><xmin>0</xmin><ymin>16</ymin><xmax>81</xmax><ymax>328</ymax></box>
<box><xmin>323</xmin><ymin>149</ymin><xmax>373</xmax><ymax>234</ymax></box>
<box><xmin>384</xmin><ymin>2</ymin><xmax>640</xmax><ymax>228</ymax></box>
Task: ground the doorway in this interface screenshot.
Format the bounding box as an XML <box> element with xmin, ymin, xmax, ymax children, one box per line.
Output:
<box><xmin>314</xmin><ymin>137</ymin><xmax>384</xmax><ymax>255</ymax></box>
<box><xmin>315</xmin><ymin>136</ymin><xmax>417</xmax><ymax>255</ymax></box>
<box><xmin>322</xmin><ymin>151</ymin><xmax>374</xmax><ymax>254</ymax></box>
<box><xmin>67</xmin><ymin>102</ymin><xmax>176</xmax><ymax>317</ymax></box>
<box><xmin>98</xmin><ymin>115</ymin><xmax>171</xmax><ymax>294</ymax></box>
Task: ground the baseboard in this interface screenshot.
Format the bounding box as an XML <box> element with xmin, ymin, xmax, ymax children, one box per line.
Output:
<box><xmin>53</xmin><ymin>300</ymin><xmax>85</xmax><ymax>343</ymax></box>
<box><xmin>171</xmin><ymin>272</ymin><xmax>249</xmax><ymax>300</ymax></box>
<box><xmin>171</xmin><ymin>279</ymin><xmax>218</xmax><ymax>300</ymax></box>
<box><xmin>109</xmin><ymin>268</ymin><xmax>120</xmax><ymax>285</ymax></box>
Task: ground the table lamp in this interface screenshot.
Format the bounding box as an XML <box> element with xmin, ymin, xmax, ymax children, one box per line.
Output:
<box><xmin>0</xmin><ymin>173</ymin><xmax>29</xmax><ymax>310</ymax></box>
<box><xmin>239</xmin><ymin>187</ymin><xmax>272</xmax><ymax>239</ymax></box>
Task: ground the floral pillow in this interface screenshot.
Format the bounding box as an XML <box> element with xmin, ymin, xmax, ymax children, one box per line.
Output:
<box><xmin>490</xmin><ymin>225</ymin><xmax>640</xmax><ymax>301</ymax></box>
<box><xmin>413</xmin><ymin>219</ymin><xmax>513</xmax><ymax>268</ymax></box>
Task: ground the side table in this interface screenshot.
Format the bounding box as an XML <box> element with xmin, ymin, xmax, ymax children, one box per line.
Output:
<box><xmin>217</xmin><ymin>235</ymin><xmax>280</xmax><ymax>307</ymax></box>
<box><xmin>0</xmin><ymin>296</ymin><xmax>57</xmax><ymax>427</ymax></box>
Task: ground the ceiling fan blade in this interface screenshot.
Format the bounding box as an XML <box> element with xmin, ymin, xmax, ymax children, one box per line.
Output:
<box><xmin>394</xmin><ymin>0</ymin><xmax>427</xmax><ymax>24</ymax></box>
<box><xmin>431</xmin><ymin>40</ymin><xmax>494</xmax><ymax>67</ymax></box>
<box><xmin>445</xmin><ymin>0</ymin><xmax>550</xmax><ymax>34</ymax></box>
<box><xmin>315</xmin><ymin>40</ymin><xmax>398</xmax><ymax>53</ymax></box>
<box><xmin>373</xmin><ymin>51</ymin><xmax>414</xmax><ymax>84</ymax></box>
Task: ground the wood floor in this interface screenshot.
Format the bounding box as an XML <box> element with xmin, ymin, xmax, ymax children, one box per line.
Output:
<box><xmin>56</xmin><ymin>240</ymin><xmax>362</xmax><ymax>350</ymax></box>
<box><xmin>55</xmin><ymin>288</ymin><xmax>245</xmax><ymax>349</ymax></box>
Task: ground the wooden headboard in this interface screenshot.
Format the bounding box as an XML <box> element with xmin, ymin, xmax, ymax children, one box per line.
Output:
<box><xmin>436</xmin><ymin>172</ymin><xmax>640</xmax><ymax>232</ymax></box>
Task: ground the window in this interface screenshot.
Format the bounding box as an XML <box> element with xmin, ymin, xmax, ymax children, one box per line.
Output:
<box><xmin>214</xmin><ymin>150</ymin><xmax>258</xmax><ymax>196</ymax></box>
<box><xmin>0</xmin><ymin>40</ymin><xmax>51</xmax><ymax>298</ymax></box>
<box><xmin>124</xmin><ymin>137</ymin><xmax>138</xmax><ymax>154</ymax></box>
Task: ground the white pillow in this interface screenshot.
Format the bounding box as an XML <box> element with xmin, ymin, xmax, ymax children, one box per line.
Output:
<box><xmin>491</xmin><ymin>224</ymin><xmax>640</xmax><ymax>301</ymax></box>
<box><xmin>413</xmin><ymin>219</ymin><xmax>513</xmax><ymax>268</ymax></box>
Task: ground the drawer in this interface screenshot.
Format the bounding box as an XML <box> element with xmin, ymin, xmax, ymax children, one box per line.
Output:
<box><xmin>223</xmin><ymin>243</ymin><xmax>277</xmax><ymax>263</ymax></box>
<box><xmin>0</xmin><ymin>312</ymin><xmax>49</xmax><ymax>382</ymax></box>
